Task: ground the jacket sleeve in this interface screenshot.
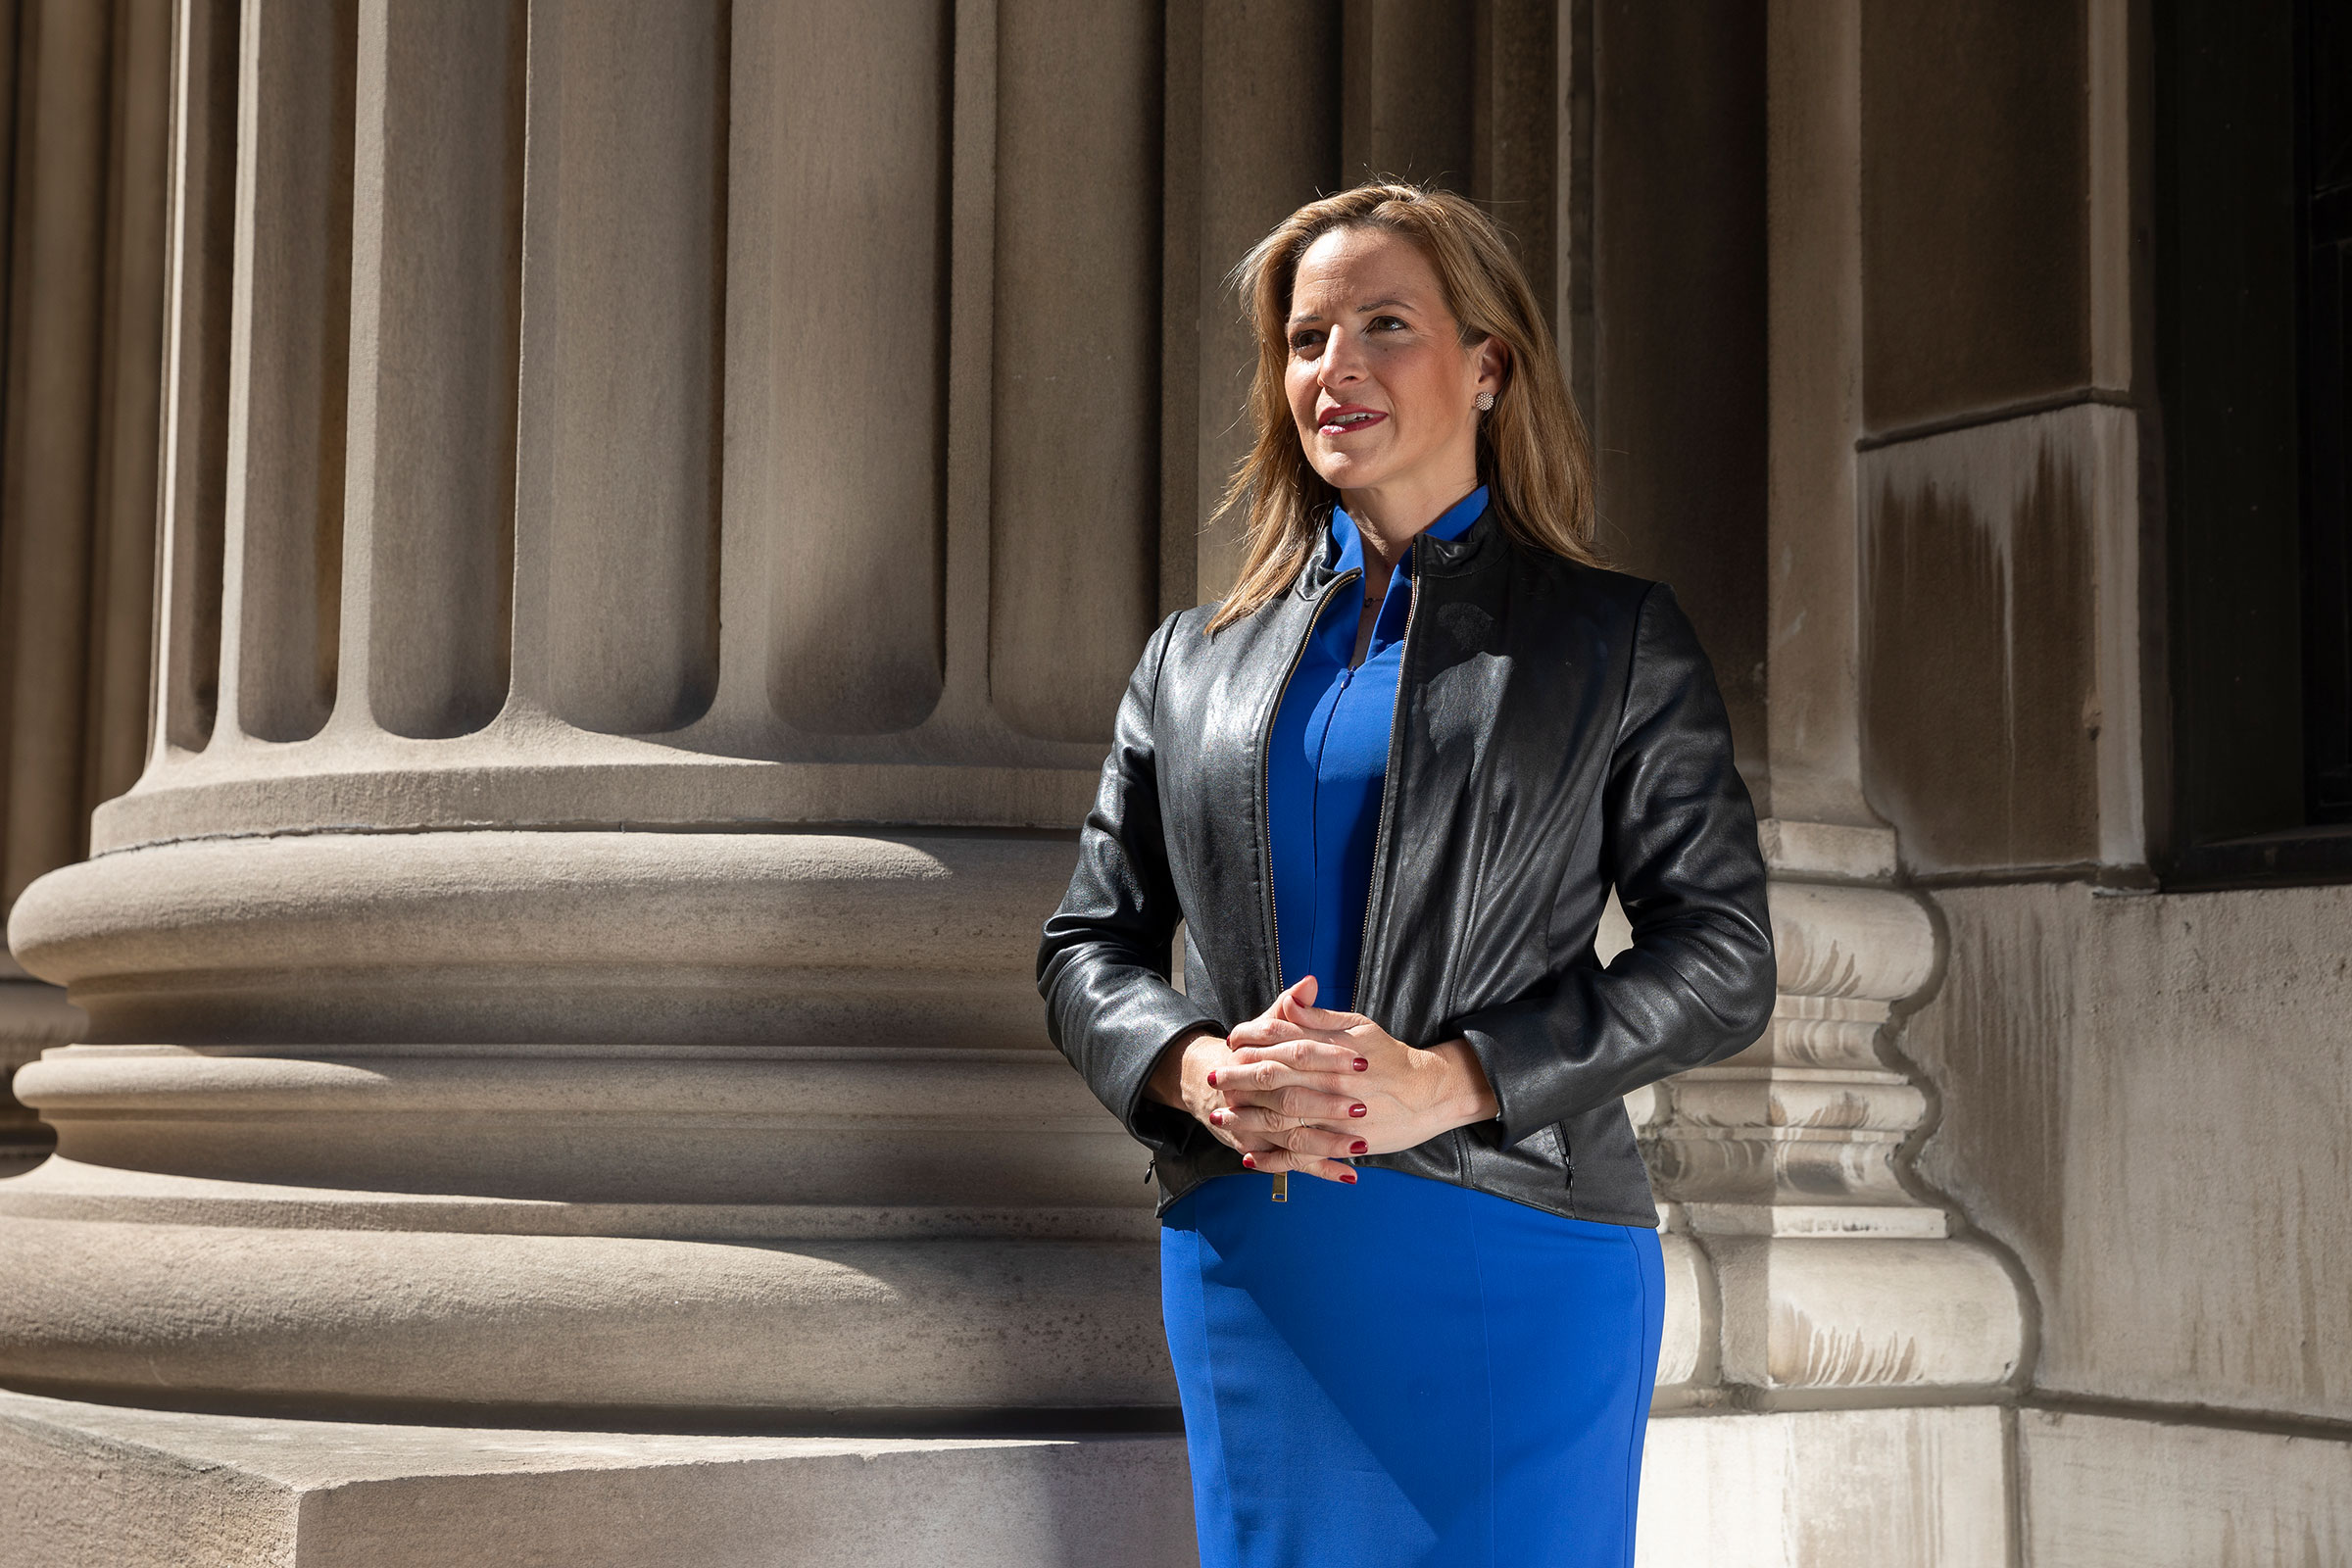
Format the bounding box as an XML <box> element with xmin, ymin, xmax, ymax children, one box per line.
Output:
<box><xmin>1038</xmin><ymin>612</ymin><xmax>1226</xmax><ymax>1156</ymax></box>
<box><xmin>1452</xmin><ymin>581</ymin><xmax>1776</xmax><ymax>1144</ymax></box>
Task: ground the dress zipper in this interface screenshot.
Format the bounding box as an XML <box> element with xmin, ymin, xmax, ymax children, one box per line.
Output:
<box><xmin>1354</xmin><ymin>533</ymin><xmax>1424</xmax><ymax>1011</ymax></box>
<box><xmin>1259</xmin><ymin>568</ymin><xmax>1361</xmax><ymax>999</ymax></box>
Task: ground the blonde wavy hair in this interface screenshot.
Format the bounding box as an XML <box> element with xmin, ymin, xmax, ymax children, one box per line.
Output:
<box><xmin>1205</xmin><ymin>182</ymin><xmax>1599</xmax><ymax>633</ymax></box>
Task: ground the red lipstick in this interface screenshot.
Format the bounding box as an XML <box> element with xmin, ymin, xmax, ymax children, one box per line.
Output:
<box><xmin>1316</xmin><ymin>403</ymin><xmax>1388</xmax><ymax>435</ymax></box>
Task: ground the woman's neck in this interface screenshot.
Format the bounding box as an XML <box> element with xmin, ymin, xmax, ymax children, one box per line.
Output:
<box><xmin>1340</xmin><ymin>475</ymin><xmax>1482</xmax><ymax>570</ymax></box>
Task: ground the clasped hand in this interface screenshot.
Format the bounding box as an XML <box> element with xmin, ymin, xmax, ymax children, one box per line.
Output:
<box><xmin>1146</xmin><ymin>975</ymin><xmax>1500</xmax><ymax>1185</ymax></box>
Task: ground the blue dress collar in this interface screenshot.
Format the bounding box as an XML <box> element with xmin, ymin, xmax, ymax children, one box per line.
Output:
<box><xmin>1328</xmin><ymin>485</ymin><xmax>1491</xmax><ymax>575</ymax></box>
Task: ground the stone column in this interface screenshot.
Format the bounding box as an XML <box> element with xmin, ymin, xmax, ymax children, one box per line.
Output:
<box><xmin>0</xmin><ymin>0</ymin><xmax>173</xmax><ymax>1174</ymax></box>
<box><xmin>1159</xmin><ymin>0</ymin><xmax>1341</xmax><ymax>606</ymax></box>
<box><xmin>0</xmin><ymin>2</ymin><xmax>1314</xmax><ymax>1559</ymax></box>
<box><xmin>1629</xmin><ymin>4</ymin><xmax>2028</xmax><ymax>1557</ymax></box>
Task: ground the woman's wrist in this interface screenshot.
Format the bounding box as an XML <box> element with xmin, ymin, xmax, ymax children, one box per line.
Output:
<box><xmin>1146</xmin><ymin>1026</ymin><xmax>1226</xmax><ymax>1110</ymax></box>
<box><xmin>1422</xmin><ymin>1037</ymin><xmax>1499</xmax><ymax>1129</ymax></box>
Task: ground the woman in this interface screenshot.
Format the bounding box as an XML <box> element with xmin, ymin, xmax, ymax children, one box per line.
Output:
<box><xmin>1038</xmin><ymin>182</ymin><xmax>1774</xmax><ymax>1568</ymax></box>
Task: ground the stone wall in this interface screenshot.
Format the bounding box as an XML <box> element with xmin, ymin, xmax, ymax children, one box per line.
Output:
<box><xmin>1905</xmin><ymin>881</ymin><xmax>2352</xmax><ymax>1559</ymax></box>
<box><xmin>1848</xmin><ymin>0</ymin><xmax>2352</xmax><ymax>1558</ymax></box>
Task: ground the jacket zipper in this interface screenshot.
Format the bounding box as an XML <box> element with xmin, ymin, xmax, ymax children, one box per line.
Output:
<box><xmin>1353</xmin><ymin>533</ymin><xmax>1425</xmax><ymax>1010</ymax></box>
<box><xmin>1259</xmin><ymin>568</ymin><xmax>1361</xmax><ymax>997</ymax></box>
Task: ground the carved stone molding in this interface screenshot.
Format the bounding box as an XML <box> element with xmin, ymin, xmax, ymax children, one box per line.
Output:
<box><xmin>1636</xmin><ymin>823</ymin><xmax>2027</xmax><ymax>1404</ymax></box>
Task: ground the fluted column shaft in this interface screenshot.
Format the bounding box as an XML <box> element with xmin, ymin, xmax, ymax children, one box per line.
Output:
<box><xmin>0</xmin><ymin>0</ymin><xmax>174</xmax><ymax>1170</ymax></box>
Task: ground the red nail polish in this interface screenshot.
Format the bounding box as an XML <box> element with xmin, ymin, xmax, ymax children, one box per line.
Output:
<box><xmin>1353</xmin><ymin>1057</ymin><xmax>1369</xmax><ymax>1071</ymax></box>
<box><xmin>1350</xmin><ymin>1139</ymin><xmax>1368</xmax><ymax>1154</ymax></box>
<box><xmin>1342</xmin><ymin>1172</ymin><xmax>1357</xmax><ymax>1184</ymax></box>
<box><xmin>1242</xmin><ymin>1152</ymin><xmax>1256</xmax><ymax>1169</ymax></box>
<box><xmin>1348</xmin><ymin>1103</ymin><xmax>1366</xmax><ymax>1118</ymax></box>
<box><xmin>1206</xmin><ymin>1070</ymin><xmax>1218</xmax><ymax>1088</ymax></box>
<box><xmin>1209</xmin><ymin>1109</ymin><xmax>1223</xmax><ymax>1125</ymax></box>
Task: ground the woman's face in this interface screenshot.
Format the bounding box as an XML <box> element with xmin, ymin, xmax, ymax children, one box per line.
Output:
<box><xmin>1283</xmin><ymin>226</ymin><xmax>1499</xmax><ymax>504</ymax></box>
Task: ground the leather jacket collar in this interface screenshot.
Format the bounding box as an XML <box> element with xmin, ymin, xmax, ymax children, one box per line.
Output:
<box><xmin>1293</xmin><ymin>489</ymin><xmax>1502</xmax><ymax>600</ymax></box>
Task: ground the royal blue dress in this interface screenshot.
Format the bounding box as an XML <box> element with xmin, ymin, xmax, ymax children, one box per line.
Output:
<box><xmin>1160</xmin><ymin>489</ymin><xmax>1667</xmax><ymax>1568</ymax></box>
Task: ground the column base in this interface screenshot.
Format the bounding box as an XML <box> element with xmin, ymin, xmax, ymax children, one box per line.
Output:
<box><xmin>0</xmin><ymin>1389</ymin><xmax>1197</xmax><ymax>1568</ymax></box>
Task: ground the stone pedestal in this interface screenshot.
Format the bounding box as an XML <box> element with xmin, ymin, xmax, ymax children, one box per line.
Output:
<box><xmin>1642</xmin><ymin>830</ymin><xmax>2022</xmax><ymax>1409</ymax></box>
<box><xmin>1600</xmin><ymin>826</ymin><xmax>2024</xmax><ymax>1566</ymax></box>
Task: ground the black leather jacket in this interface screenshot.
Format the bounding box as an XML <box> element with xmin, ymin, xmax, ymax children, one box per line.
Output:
<box><xmin>1038</xmin><ymin>509</ymin><xmax>1775</xmax><ymax>1227</ymax></box>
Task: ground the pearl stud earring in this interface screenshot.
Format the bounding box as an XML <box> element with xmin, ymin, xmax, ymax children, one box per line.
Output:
<box><xmin>1475</xmin><ymin>392</ymin><xmax>1494</xmax><ymax>412</ymax></box>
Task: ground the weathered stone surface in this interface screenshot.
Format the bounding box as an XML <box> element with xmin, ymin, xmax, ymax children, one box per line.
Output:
<box><xmin>1639</xmin><ymin>1404</ymin><xmax>2011</xmax><ymax>1567</ymax></box>
<box><xmin>1860</xmin><ymin>405</ymin><xmax>2142</xmax><ymax>876</ymax></box>
<box><xmin>1708</xmin><ymin>1236</ymin><xmax>2020</xmax><ymax>1393</ymax></box>
<box><xmin>1908</xmin><ymin>881</ymin><xmax>2352</xmax><ymax>1425</ymax></box>
<box><xmin>1859</xmin><ymin>0</ymin><xmax>2090</xmax><ymax>430</ymax></box>
<box><xmin>2019</xmin><ymin>1407</ymin><xmax>2352</xmax><ymax>1568</ymax></box>
<box><xmin>0</xmin><ymin>1390</ymin><xmax>1198</xmax><ymax>1568</ymax></box>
